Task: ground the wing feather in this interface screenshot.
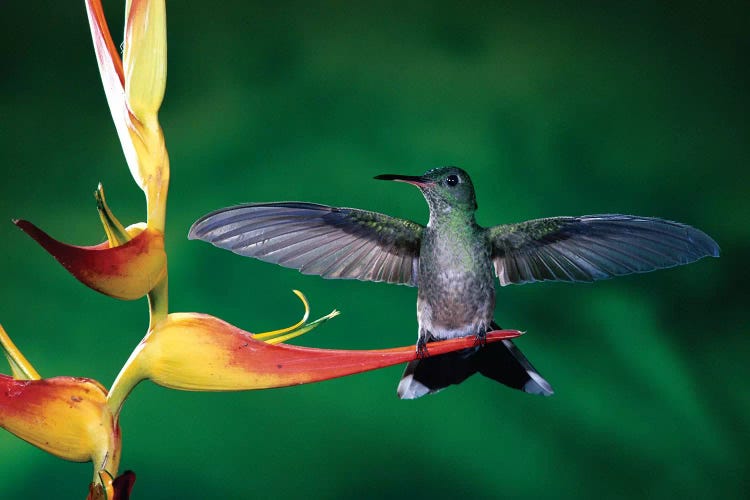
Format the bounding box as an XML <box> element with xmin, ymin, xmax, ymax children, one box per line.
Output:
<box><xmin>487</xmin><ymin>214</ymin><xmax>719</xmax><ymax>285</ymax></box>
<box><xmin>189</xmin><ymin>202</ymin><xmax>423</xmax><ymax>285</ymax></box>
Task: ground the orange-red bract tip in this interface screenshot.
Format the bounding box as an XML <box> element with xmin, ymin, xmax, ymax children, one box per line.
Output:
<box><xmin>234</xmin><ymin>327</ymin><xmax>524</xmax><ymax>387</ymax></box>
<box><xmin>133</xmin><ymin>313</ymin><xmax>522</xmax><ymax>391</ymax></box>
<box><xmin>14</xmin><ymin>219</ymin><xmax>166</xmax><ymax>300</ymax></box>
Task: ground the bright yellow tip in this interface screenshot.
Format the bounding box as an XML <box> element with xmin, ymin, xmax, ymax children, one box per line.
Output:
<box><xmin>123</xmin><ymin>0</ymin><xmax>167</xmax><ymax>129</ymax></box>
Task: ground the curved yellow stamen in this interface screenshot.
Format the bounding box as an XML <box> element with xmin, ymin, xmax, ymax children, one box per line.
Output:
<box><xmin>253</xmin><ymin>290</ymin><xmax>311</xmax><ymax>340</ymax></box>
<box><xmin>265</xmin><ymin>310</ymin><xmax>341</xmax><ymax>345</ymax></box>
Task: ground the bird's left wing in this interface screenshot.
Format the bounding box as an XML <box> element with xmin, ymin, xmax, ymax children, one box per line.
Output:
<box><xmin>189</xmin><ymin>202</ymin><xmax>423</xmax><ymax>285</ymax></box>
<box><xmin>487</xmin><ymin>214</ymin><xmax>719</xmax><ymax>286</ymax></box>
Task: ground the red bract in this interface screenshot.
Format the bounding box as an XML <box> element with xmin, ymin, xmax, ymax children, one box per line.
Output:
<box><xmin>14</xmin><ymin>220</ymin><xmax>166</xmax><ymax>300</ymax></box>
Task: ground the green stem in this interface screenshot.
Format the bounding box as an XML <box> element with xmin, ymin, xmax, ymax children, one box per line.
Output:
<box><xmin>107</xmin><ymin>275</ymin><xmax>167</xmax><ymax>416</ymax></box>
<box><xmin>106</xmin><ymin>339</ymin><xmax>147</xmax><ymax>417</ymax></box>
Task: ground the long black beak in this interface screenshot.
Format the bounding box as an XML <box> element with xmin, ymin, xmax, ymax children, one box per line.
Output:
<box><xmin>374</xmin><ymin>174</ymin><xmax>431</xmax><ymax>187</ymax></box>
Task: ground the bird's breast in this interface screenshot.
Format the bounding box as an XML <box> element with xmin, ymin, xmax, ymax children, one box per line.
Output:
<box><xmin>417</xmin><ymin>227</ymin><xmax>495</xmax><ymax>338</ymax></box>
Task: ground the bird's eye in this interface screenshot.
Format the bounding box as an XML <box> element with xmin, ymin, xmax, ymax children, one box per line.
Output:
<box><xmin>446</xmin><ymin>174</ymin><xmax>459</xmax><ymax>186</ymax></box>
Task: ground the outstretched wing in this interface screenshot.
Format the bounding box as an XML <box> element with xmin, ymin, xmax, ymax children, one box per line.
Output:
<box><xmin>189</xmin><ymin>202</ymin><xmax>423</xmax><ymax>285</ymax></box>
<box><xmin>487</xmin><ymin>214</ymin><xmax>719</xmax><ymax>286</ymax></box>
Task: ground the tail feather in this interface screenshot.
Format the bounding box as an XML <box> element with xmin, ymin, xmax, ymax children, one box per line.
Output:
<box><xmin>397</xmin><ymin>336</ymin><xmax>553</xmax><ymax>399</ymax></box>
<box><xmin>397</xmin><ymin>347</ymin><xmax>478</xmax><ymax>399</ymax></box>
<box><xmin>477</xmin><ymin>340</ymin><xmax>554</xmax><ymax>396</ymax></box>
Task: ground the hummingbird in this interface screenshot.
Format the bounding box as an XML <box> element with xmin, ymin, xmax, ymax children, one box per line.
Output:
<box><xmin>188</xmin><ymin>167</ymin><xmax>719</xmax><ymax>399</ymax></box>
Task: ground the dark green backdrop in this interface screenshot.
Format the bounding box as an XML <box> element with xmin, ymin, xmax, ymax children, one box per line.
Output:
<box><xmin>1</xmin><ymin>1</ymin><xmax>747</xmax><ymax>498</ymax></box>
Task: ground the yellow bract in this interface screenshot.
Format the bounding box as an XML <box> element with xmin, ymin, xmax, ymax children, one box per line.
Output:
<box><xmin>0</xmin><ymin>378</ymin><xmax>118</xmax><ymax>465</ymax></box>
<box><xmin>1</xmin><ymin>327</ymin><xmax>120</xmax><ymax>481</ymax></box>
<box><xmin>106</xmin><ymin>291</ymin><xmax>338</xmax><ymax>413</ymax></box>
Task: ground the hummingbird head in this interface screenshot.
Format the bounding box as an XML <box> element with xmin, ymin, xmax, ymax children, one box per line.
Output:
<box><xmin>375</xmin><ymin>166</ymin><xmax>477</xmax><ymax>215</ymax></box>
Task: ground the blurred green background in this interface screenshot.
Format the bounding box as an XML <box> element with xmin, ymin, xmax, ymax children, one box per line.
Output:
<box><xmin>1</xmin><ymin>1</ymin><xmax>747</xmax><ymax>498</ymax></box>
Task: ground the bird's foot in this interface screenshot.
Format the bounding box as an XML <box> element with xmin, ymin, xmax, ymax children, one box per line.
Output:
<box><xmin>473</xmin><ymin>330</ymin><xmax>487</xmax><ymax>348</ymax></box>
<box><xmin>416</xmin><ymin>338</ymin><xmax>430</xmax><ymax>359</ymax></box>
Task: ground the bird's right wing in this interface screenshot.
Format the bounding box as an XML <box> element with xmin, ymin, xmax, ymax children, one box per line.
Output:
<box><xmin>487</xmin><ymin>214</ymin><xmax>719</xmax><ymax>286</ymax></box>
<box><xmin>189</xmin><ymin>202</ymin><xmax>423</xmax><ymax>286</ymax></box>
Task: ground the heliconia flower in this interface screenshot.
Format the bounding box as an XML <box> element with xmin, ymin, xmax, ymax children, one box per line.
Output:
<box><xmin>105</xmin><ymin>291</ymin><xmax>522</xmax><ymax>413</ymax></box>
<box><xmin>0</xmin><ymin>326</ymin><xmax>121</xmax><ymax>489</ymax></box>
<box><xmin>0</xmin><ymin>375</ymin><xmax>121</xmax><ymax>472</ymax></box>
<box><xmin>14</xmin><ymin>218</ymin><xmax>166</xmax><ymax>301</ymax></box>
<box><xmin>85</xmin><ymin>0</ymin><xmax>169</xmax><ymax>231</ymax></box>
<box><xmin>14</xmin><ymin>184</ymin><xmax>167</xmax><ymax>301</ymax></box>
